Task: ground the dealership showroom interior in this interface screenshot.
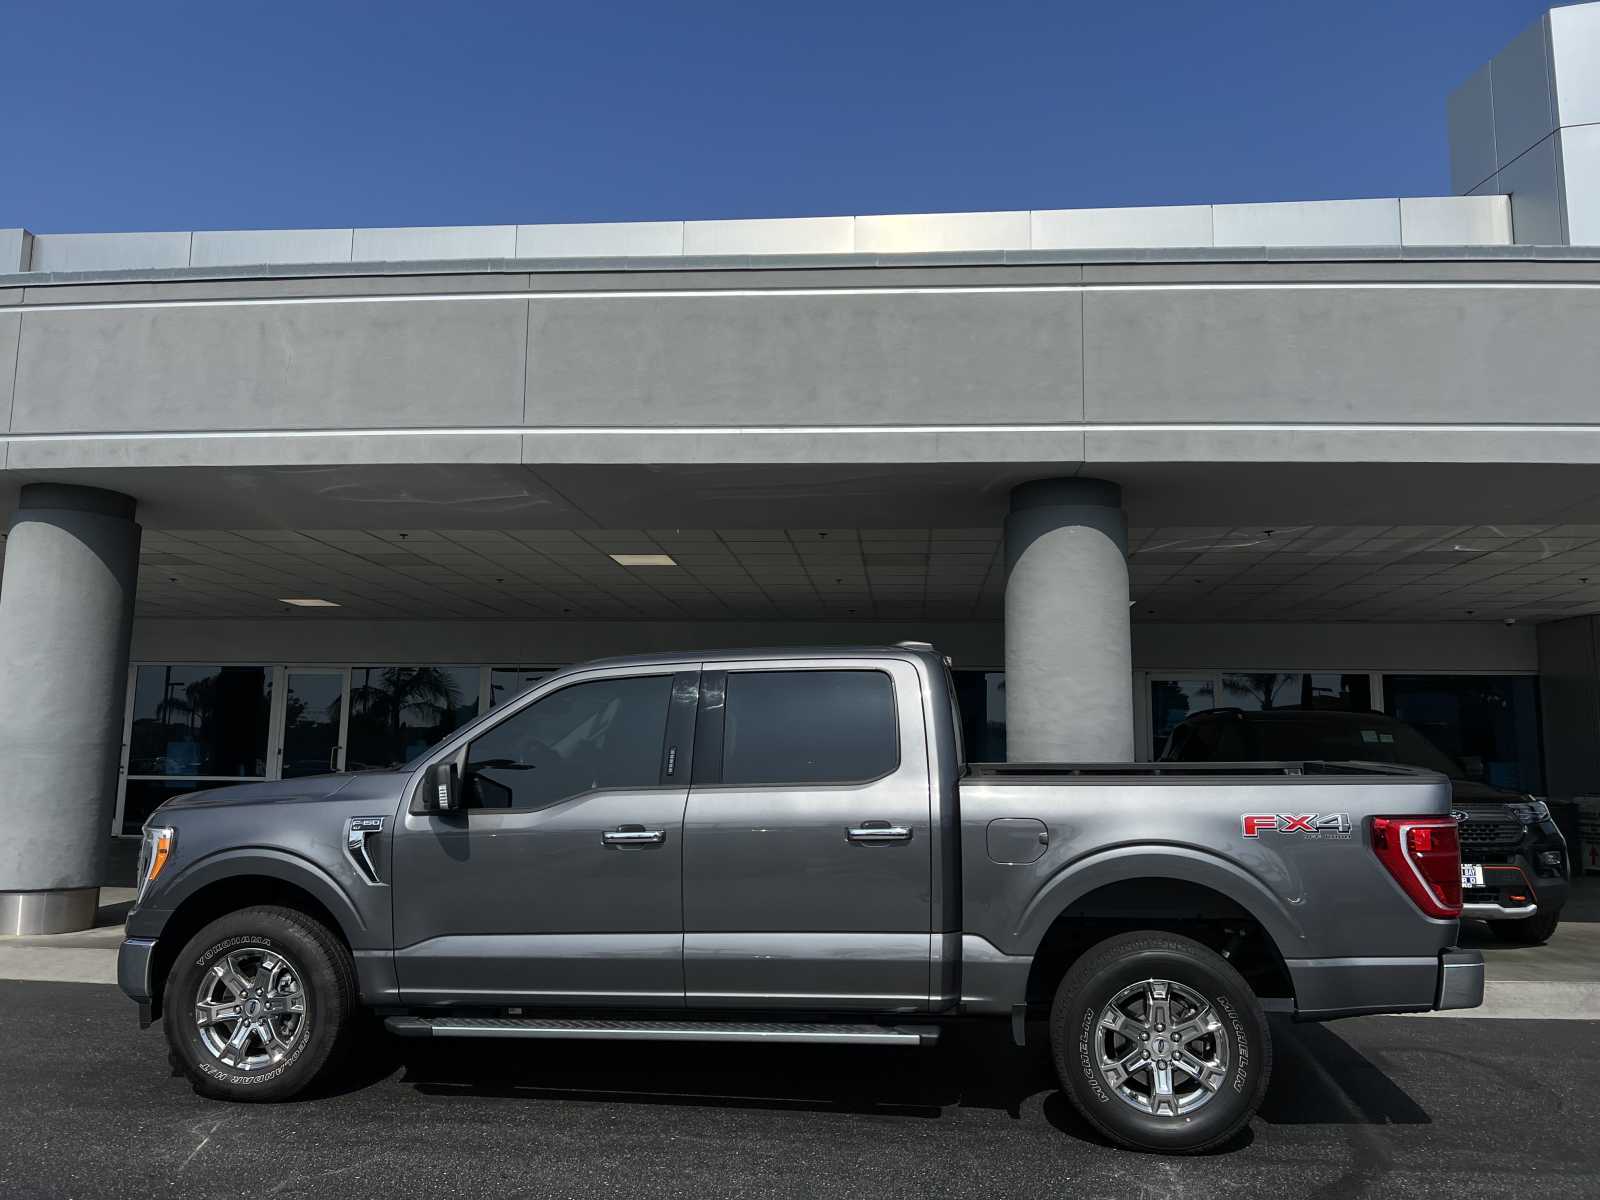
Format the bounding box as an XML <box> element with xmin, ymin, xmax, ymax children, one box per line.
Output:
<box><xmin>4</xmin><ymin>0</ymin><xmax>1600</xmax><ymax>1036</ymax></box>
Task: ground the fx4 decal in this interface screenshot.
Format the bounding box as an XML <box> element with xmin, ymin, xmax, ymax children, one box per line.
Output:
<box><xmin>1241</xmin><ymin>812</ymin><xmax>1353</xmax><ymax>840</ymax></box>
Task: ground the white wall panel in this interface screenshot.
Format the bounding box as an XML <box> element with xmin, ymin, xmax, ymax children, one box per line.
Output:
<box><xmin>683</xmin><ymin>216</ymin><xmax>854</xmax><ymax>256</ymax></box>
<box><xmin>855</xmin><ymin>210</ymin><xmax>1029</xmax><ymax>253</ymax></box>
<box><xmin>515</xmin><ymin>221</ymin><xmax>682</xmax><ymax>258</ymax></box>
<box><xmin>30</xmin><ymin>232</ymin><xmax>192</xmax><ymax>273</ymax></box>
<box><xmin>190</xmin><ymin>229</ymin><xmax>354</xmax><ymax>267</ymax></box>
<box><xmin>1491</xmin><ymin>16</ymin><xmax>1558</xmax><ymax>165</ymax></box>
<box><xmin>1559</xmin><ymin>124</ymin><xmax>1600</xmax><ymax>246</ymax></box>
<box><xmin>1031</xmin><ymin>205</ymin><xmax>1212</xmax><ymax>249</ymax></box>
<box><xmin>1399</xmin><ymin>196</ymin><xmax>1512</xmax><ymax>245</ymax></box>
<box><xmin>1550</xmin><ymin>1</ymin><xmax>1600</xmax><ymax>127</ymax></box>
<box><xmin>1212</xmin><ymin>198</ymin><xmax>1401</xmax><ymax>247</ymax></box>
<box><xmin>351</xmin><ymin>225</ymin><xmax>517</xmax><ymax>261</ymax></box>
<box><xmin>1501</xmin><ymin>135</ymin><xmax>1567</xmax><ymax>243</ymax></box>
<box><xmin>1448</xmin><ymin>63</ymin><xmax>1499</xmax><ymax>194</ymax></box>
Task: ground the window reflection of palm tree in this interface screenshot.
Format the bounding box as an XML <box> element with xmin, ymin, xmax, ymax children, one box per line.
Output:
<box><xmin>1222</xmin><ymin>672</ymin><xmax>1293</xmax><ymax>710</ymax></box>
<box><xmin>345</xmin><ymin>667</ymin><xmax>461</xmax><ymax>767</ymax></box>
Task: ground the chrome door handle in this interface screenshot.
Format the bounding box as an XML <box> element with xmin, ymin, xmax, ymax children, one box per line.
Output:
<box><xmin>603</xmin><ymin>827</ymin><xmax>666</xmax><ymax>846</ymax></box>
<box><xmin>847</xmin><ymin>824</ymin><xmax>913</xmax><ymax>844</ymax></box>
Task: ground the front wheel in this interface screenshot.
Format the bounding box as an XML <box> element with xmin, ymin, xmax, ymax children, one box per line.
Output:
<box><xmin>1489</xmin><ymin>907</ymin><xmax>1561</xmax><ymax>945</ymax></box>
<box><xmin>1049</xmin><ymin>931</ymin><xmax>1271</xmax><ymax>1154</ymax></box>
<box><xmin>164</xmin><ymin>905</ymin><xmax>356</xmax><ymax>1101</ymax></box>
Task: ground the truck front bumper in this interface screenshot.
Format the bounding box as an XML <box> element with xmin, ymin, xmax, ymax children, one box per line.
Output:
<box><xmin>117</xmin><ymin>936</ymin><xmax>159</xmax><ymax>1027</ymax></box>
<box><xmin>1436</xmin><ymin>947</ymin><xmax>1485</xmax><ymax>1011</ymax></box>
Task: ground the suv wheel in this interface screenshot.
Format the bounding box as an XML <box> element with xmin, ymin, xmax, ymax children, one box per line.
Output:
<box><xmin>164</xmin><ymin>905</ymin><xmax>356</xmax><ymax>1101</ymax></box>
<box><xmin>1049</xmin><ymin>931</ymin><xmax>1271</xmax><ymax>1154</ymax></box>
<box><xmin>1490</xmin><ymin>907</ymin><xmax>1561</xmax><ymax>945</ymax></box>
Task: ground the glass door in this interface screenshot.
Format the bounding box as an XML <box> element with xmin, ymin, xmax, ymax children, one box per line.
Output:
<box><xmin>277</xmin><ymin>669</ymin><xmax>350</xmax><ymax>778</ymax></box>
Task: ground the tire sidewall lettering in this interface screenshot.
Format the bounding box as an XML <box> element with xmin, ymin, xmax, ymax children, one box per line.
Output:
<box><xmin>1215</xmin><ymin>992</ymin><xmax>1251</xmax><ymax>1095</ymax></box>
<box><xmin>1077</xmin><ymin>1006</ymin><xmax>1110</xmax><ymax>1103</ymax></box>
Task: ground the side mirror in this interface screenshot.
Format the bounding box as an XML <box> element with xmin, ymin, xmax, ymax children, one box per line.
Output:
<box><xmin>423</xmin><ymin>760</ymin><xmax>461</xmax><ymax>814</ymax></box>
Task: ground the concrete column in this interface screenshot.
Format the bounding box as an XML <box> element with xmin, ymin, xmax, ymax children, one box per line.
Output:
<box><xmin>1004</xmin><ymin>478</ymin><xmax>1133</xmax><ymax>762</ymax></box>
<box><xmin>0</xmin><ymin>484</ymin><xmax>140</xmax><ymax>934</ymax></box>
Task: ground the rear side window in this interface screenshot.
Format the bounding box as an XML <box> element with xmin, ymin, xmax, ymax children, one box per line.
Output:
<box><xmin>721</xmin><ymin>670</ymin><xmax>898</xmax><ymax>786</ymax></box>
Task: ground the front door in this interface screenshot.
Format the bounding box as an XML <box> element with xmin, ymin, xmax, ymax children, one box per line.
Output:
<box><xmin>278</xmin><ymin>669</ymin><xmax>349</xmax><ymax>778</ymax></box>
<box><xmin>391</xmin><ymin>668</ymin><xmax>698</xmax><ymax>1007</ymax></box>
<box><xmin>682</xmin><ymin>659</ymin><xmax>933</xmax><ymax>1011</ymax></box>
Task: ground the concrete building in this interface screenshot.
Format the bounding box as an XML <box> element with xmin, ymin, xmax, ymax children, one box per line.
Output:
<box><xmin>5</xmin><ymin>5</ymin><xmax>1600</xmax><ymax>932</ymax></box>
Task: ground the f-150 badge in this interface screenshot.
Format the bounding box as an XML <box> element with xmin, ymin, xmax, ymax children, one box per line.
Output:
<box><xmin>1242</xmin><ymin>813</ymin><xmax>1352</xmax><ymax>839</ymax></box>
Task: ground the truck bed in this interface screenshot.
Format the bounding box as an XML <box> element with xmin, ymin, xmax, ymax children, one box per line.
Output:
<box><xmin>965</xmin><ymin>760</ymin><xmax>1439</xmax><ymax>780</ymax></box>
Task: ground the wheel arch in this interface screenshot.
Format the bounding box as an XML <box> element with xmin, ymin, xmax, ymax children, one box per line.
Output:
<box><xmin>145</xmin><ymin>853</ymin><xmax>363</xmax><ymax>1022</ymax></box>
<box><xmin>1016</xmin><ymin>851</ymin><xmax>1303</xmax><ymax>1007</ymax></box>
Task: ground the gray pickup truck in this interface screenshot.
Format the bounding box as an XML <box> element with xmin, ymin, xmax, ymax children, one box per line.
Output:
<box><xmin>119</xmin><ymin>644</ymin><xmax>1483</xmax><ymax>1153</ymax></box>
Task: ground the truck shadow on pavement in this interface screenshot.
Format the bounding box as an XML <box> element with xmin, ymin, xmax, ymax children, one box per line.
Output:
<box><xmin>340</xmin><ymin>1015</ymin><xmax>1428</xmax><ymax>1150</ymax></box>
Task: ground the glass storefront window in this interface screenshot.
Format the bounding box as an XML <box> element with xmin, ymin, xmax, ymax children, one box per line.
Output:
<box><xmin>344</xmin><ymin>665</ymin><xmax>481</xmax><ymax>770</ymax></box>
<box><xmin>490</xmin><ymin>667</ymin><xmax>552</xmax><ymax>708</ymax></box>
<box><xmin>1383</xmin><ymin>674</ymin><xmax>1543</xmax><ymax>793</ymax></box>
<box><xmin>122</xmin><ymin>780</ymin><xmax>214</xmax><ymax>835</ymax></box>
<box><xmin>1219</xmin><ymin>673</ymin><xmax>1372</xmax><ymax>713</ymax></box>
<box><xmin>1149</xmin><ymin>678</ymin><xmax>1215</xmax><ymax>758</ymax></box>
<box><xmin>127</xmin><ymin>666</ymin><xmax>271</xmax><ymax>778</ymax></box>
<box><xmin>952</xmin><ymin>670</ymin><xmax>1007</xmax><ymax>763</ymax></box>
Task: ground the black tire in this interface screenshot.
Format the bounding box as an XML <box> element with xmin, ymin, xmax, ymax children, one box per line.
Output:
<box><xmin>1489</xmin><ymin>907</ymin><xmax>1561</xmax><ymax>945</ymax></box>
<box><xmin>1049</xmin><ymin>931</ymin><xmax>1271</xmax><ymax>1154</ymax></box>
<box><xmin>163</xmin><ymin>905</ymin><xmax>356</xmax><ymax>1102</ymax></box>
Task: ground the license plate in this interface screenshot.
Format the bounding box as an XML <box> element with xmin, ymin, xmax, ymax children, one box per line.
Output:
<box><xmin>1461</xmin><ymin>864</ymin><xmax>1485</xmax><ymax>887</ymax></box>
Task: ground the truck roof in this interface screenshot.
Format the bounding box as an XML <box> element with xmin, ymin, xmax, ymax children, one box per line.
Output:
<box><xmin>574</xmin><ymin>644</ymin><xmax>944</xmax><ymax>672</ymax></box>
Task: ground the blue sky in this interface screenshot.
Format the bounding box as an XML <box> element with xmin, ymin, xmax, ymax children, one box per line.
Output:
<box><xmin>4</xmin><ymin>0</ymin><xmax>1560</xmax><ymax>233</ymax></box>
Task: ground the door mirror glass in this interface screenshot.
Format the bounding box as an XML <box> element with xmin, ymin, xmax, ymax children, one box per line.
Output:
<box><xmin>422</xmin><ymin>760</ymin><xmax>461</xmax><ymax>813</ymax></box>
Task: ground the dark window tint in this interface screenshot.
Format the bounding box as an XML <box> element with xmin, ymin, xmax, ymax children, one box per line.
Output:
<box><xmin>467</xmin><ymin>675</ymin><xmax>672</xmax><ymax>810</ymax></box>
<box><xmin>722</xmin><ymin>670</ymin><xmax>897</xmax><ymax>786</ymax></box>
<box><xmin>953</xmin><ymin>670</ymin><xmax>1006</xmax><ymax>763</ymax></box>
<box><xmin>1219</xmin><ymin>673</ymin><xmax>1371</xmax><ymax>713</ymax></box>
<box><xmin>1149</xmin><ymin>679</ymin><xmax>1216</xmax><ymax>758</ymax></box>
<box><xmin>1384</xmin><ymin>675</ymin><xmax>1542</xmax><ymax>792</ymax></box>
<box><xmin>121</xmin><ymin>780</ymin><xmax>214</xmax><ymax>836</ymax></box>
<box><xmin>490</xmin><ymin>667</ymin><xmax>552</xmax><ymax>708</ymax></box>
<box><xmin>345</xmin><ymin>665</ymin><xmax>480</xmax><ymax>770</ymax></box>
<box><xmin>127</xmin><ymin>666</ymin><xmax>271</xmax><ymax>778</ymax></box>
<box><xmin>1248</xmin><ymin>717</ymin><xmax>1460</xmax><ymax>773</ymax></box>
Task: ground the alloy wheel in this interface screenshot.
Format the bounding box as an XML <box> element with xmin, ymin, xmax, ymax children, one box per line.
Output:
<box><xmin>1092</xmin><ymin>977</ymin><xmax>1230</xmax><ymax>1117</ymax></box>
<box><xmin>192</xmin><ymin>946</ymin><xmax>309</xmax><ymax>1073</ymax></box>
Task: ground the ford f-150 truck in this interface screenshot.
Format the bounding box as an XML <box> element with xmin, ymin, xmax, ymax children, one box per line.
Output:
<box><xmin>118</xmin><ymin>645</ymin><xmax>1484</xmax><ymax>1153</ymax></box>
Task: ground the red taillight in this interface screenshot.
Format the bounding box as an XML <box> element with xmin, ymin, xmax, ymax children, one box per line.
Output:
<box><xmin>1371</xmin><ymin>816</ymin><xmax>1462</xmax><ymax>919</ymax></box>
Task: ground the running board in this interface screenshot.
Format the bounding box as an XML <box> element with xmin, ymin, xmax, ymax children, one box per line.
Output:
<box><xmin>385</xmin><ymin>1016</ymin><xmax>939</xmax><ymax>1046</ymax></box>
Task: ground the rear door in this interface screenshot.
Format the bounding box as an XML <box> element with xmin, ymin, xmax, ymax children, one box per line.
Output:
<box><xmin>682</xmin><ymin>657</ymin><xmax>933</xmax><ymax>1011</ymax></box>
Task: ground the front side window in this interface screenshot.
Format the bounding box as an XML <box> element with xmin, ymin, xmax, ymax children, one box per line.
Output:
<box><xmin>466</xmin><ymin>674</ymin><xmax>673</xmax><ymax>810</ymax></box>
<box><xmin>721</xmin><ymin>670</ymin><xmax>898</xmax><ymax>786</ymax></box>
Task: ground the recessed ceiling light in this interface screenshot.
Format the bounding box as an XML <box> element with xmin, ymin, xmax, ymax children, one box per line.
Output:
<box><xmin>609</xmin><ymin>553</ymin><xmax>677</xmax><ymax>567</ymax></box>
<box><xmin>279</xmin><ymin>598</ymin><xmax>341</xmax><ymax>608</ymax></box>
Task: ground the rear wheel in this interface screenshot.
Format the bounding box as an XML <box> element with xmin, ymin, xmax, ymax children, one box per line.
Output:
<box><xmin>1489</xmin><ymin>907</ymin><xmax>1561</xmax><ymax>945</ymax></box>
<box><xmin>1049</xmin><ymin>931</ymin><xmax>1271</xmax><ymax>1154</ymax></box>
<box><xmin>164</xmin><ymin>905</ymin><xmax>356</xmax><ymax>1101</ymax></box>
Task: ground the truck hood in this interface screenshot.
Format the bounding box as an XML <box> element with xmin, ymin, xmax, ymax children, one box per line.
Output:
<box><xmin>155</xmin><ymin>773</ymin><xmax>369</xmax><ymax>813</ymax></box>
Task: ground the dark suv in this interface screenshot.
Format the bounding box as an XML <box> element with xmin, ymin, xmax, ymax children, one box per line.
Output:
<box><xmin>1160</xmin><ymin>707</ymin><xmax>1570</xmax><ymax>943</ymax></box>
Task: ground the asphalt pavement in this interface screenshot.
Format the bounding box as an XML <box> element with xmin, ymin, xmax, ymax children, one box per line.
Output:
<box><xmin>0</xmin><ymin>980</ymin><xmax>1595</xmax><ymax>1200</ymax></box>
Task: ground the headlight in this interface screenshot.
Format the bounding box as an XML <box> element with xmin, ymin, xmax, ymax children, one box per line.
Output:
<box><xmin>135</xmin><ymin>826</ymin><xmax>176</xmax><ymax>903</ymax></box>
